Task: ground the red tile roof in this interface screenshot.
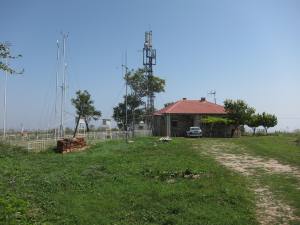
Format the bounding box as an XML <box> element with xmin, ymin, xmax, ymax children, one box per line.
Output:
<box><xmin>154</xmin><ymin>99</ymin><xmax>226</xmax><ymax>115</ymax></box>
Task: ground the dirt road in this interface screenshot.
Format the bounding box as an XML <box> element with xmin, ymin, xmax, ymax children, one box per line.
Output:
<box><xmin>192</xmin><ymin>140</ymin><xmax>300</xmax><ymax>225</ymax></box>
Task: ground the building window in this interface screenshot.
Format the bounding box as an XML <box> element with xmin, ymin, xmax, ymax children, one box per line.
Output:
<box><xmin>171</xmin><ymin>120</ymin><xmax>178</xmax><ymax>127</ymax></box>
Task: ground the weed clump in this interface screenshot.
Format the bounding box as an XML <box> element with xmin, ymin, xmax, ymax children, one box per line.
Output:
<box><xmin>81</xmin><ymin>164</ymin><xmax>107</xmax><ymax>178</ymax></box>
<box><xmin>141</xmin><ymin>168</ymin><xmax>206</xmax><ymax>182</ymax></box>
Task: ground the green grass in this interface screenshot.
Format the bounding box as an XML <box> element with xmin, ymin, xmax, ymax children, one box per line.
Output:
<box><xmin>0</xmin><ymin>138</ymin><xmax>258</xmax><ymax>225</ymax></box>
<box><xmin>228</xmin><ymin>135</ymin><xmax>300</xmax><ymax>167</ymax></box>
<box><xmin>217</xmin><ymin>135</ymin><xmax>300</xmax><ymax>222</ymax></box>
<box><xmin>258</xmin><ymin>173</ymin><xmax>300</xmax><ymax>224</ymax></box>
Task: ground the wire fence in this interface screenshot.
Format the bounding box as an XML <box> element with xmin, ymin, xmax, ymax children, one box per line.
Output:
<box><xmin>1</xmin><ymin>130</ymin><xmax>152</xmax><ymax>152</ymax></box>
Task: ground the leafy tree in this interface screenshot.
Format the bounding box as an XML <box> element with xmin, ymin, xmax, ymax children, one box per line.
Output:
<box><xmin>0</xmin><ymin>42</ymin><xmax>23</xmax><ymax>74</ymax></box>
<box><xmin>112</xmin><ymin>94</ymin><xmax>144</xmax><ymax>130</ymax></box>
<box><xmin>146</xmin><ymin>75</ymin><xmax>166</xmax><ymax>98</ymax></box>
<box><xmin>126</xmin><ymin>68</ymin><xmax>165</xmax><ymax>129</ymax></box>
<box><xmin>202</xmin><ymin>116</ymin><xmax>232</xmax><ymax>137</ymax></box>
<box><xmin>112</xmin><ymin>68</ymin><xmax>165</xmax><ymax>135</ymax></box>
<box><xmin>259</xmin><ymin>112</ymin><xmax>277</xmax><ymax>134</ymax></box>
<box><xmin>125</xmin><ymin>68</ymin><xmax>165</xmax><ymax>100</ymax></box>
<box><xmin>71</xmin><ymin>90</ymin><xmax>101</xmax><ymax>137</ymax></box>
<box><xmin>112</xmin><ymin>103</ymin><xmax>125</xmax><ymax>129</ymax></box>
<box><xmin>246</xmin><ymin>114</ymin><xmax>261</xmax><ymax>135</ymax></box>
<box><xmin>224</xmin><ymin>99</ymin><xmax>255</xmax><ymax>137</ymax></box>
<box><xmin>125</xmin><ymin>68</ymin><xmax>146</xmax><ymax>98</ymax></box>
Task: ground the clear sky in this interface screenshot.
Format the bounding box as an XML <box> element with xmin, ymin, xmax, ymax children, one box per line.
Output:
<box><xmin>1</xmin><ymin>0</ymin><xmax>300</xmax><ymax>131</ymax></box>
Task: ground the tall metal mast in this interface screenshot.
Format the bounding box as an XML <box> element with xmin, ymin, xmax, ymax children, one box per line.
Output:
<box><xmin>54</xmin><ymin>40</ymin><xmax>59</xmax><ymax>139</ymax></box>
<box><xmin>59</xmin><ymin>33</ymin><xmax>68</xmax><ymax>138</ymax></box>
<box><xmin>122</xmin><ymin>51</ymin><xmax>129</xmax><ymax>143</ymax></box>
<box><xmin>3</xmin><ymin>58</ymin><xmax>8</xmax><ymax>139</ymax></box>
<box><xmin>143</xmin><ymin>31</ymin><xmax>156</xmax><ymax>128</ymax></box>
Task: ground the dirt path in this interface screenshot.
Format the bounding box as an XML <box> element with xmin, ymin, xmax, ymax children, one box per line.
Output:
<box><xmin>192</xmin><ymin>141</ymin><xmax>300</xmax><ymax>225</ymax></box>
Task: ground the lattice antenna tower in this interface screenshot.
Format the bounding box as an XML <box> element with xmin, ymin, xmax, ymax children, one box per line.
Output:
<box><xmin>143</xmin><ymin>31</ymin><xmax>156</xmax><ymax>126</ymax></box>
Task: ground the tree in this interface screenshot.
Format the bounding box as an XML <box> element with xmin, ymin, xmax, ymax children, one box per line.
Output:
<box><xmin>71</xmin><ymin>90</ymin><xmax>101</xmax><ymax>137</ymax></box>
<box><xmin>121</xmin><ymin>68</ymin><xmax>165</xmax><ymax>130</ymax></box>
<box><xmin>125</xmin><ymin>68</ymin><xmax>165</xmax><ymax>100</ymax></box>
<box><xmin>112</xmin><ymin>102</ymin><xmax>126</xmax><ymax>129</ymax></box>
<box><xmin>224</xmin><ymin>99</ymin><xmax>255</xmax><ymax>137</ymax></box>
<box><xmin>146</xmin><ymin>75</ymin><xmax>166</xmax><ymax>98</ymax></box>
<box><xmin>246</xmin><ymin>114</ymin><xmax>261</xmax><ymax>135</ymax></box>
<box><xmin>127</xmin><ymin>93</ymin><xmax>145</xmax><ymax>136</ymax></box>
<box><xmin>259</xmin><ymin>112</ymin><xmax>277</xmax><ymax>134</ymax></box>
<box><xmin>112</xmin><ymin>94</ymin><xmax>144</xmax><ymax>130</ymax></box>
<box><xmin>202</xmin><ymin>116</ymin><xmax>232</xmax><ymax>137</ymax></box>
<box><xmin>0</xmin><ymin>42</ymin><xmax>23</xmax><ymax>74</ymax></box>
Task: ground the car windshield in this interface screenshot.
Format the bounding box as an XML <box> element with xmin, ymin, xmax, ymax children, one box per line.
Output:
<box><xmin>190</xmin><ymin>127</ymin><xmax>200</xmax><ymax>131</ymax></box>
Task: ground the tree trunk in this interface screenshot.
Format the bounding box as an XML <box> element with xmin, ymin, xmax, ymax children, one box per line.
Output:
<box><xmin>252</xmin><ymin>127</ymin><xmax>256</xmax><ymax>136</ymax></box>
<box><xmin>231</xmin><ymin>125</ymin><xmax>238</xmax><ymax>138</ymax></box>
<box><xmin>84</xmin><ymin>118</ymin><xmax>90</xmax><ymax>132</ymax></box>
<box><xmin>73</xmin><ymin>115</ymin><xmax>81</xmax><ymax>138</ymax></box>
<box><xmin>264</xmin><ymin>127</ymin><xmax>268</xmax><ymax>135</ymax></box>
<box><xmin>231</xmin><ymin>128</ymin><xmax>235</xmax><ymax>138</ymax></box>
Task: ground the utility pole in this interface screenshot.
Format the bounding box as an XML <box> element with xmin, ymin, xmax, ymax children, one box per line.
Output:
<box><xmin>3</xmin><ymin>58</ymin><xmax>8</xmax><ymax>139</ymax></box>
<box><xmin>122</xmin><ymin>51</ymin><xmax>129</xmax><ymax>143</ymax></box>
<box><xmin>143</xmin><ymin>31</ymin><xmax>156</xmax><ymax>129</ymax></box>
<box><xmin>208</xmin><ymin>90</ymin><xmax>216</xmax><ymax>104</ymax></box>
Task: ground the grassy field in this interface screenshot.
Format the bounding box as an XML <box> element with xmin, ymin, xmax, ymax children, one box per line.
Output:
<box><xmin>0</xmin><ymin>137</ymin><xmax>258</xmax><ymax>225</ymax></box>
<box><xmin>196</xmin><ymin>134</ymin><xmax>300</xmax><ymax>225</ymax></box>
<box><xmin>230</xmin><ymin>134</ymin><xmax>300</xmax><ymax>167</ymax></box>
<box><xmin>221</xmin><ymin>135</ymin><xmax>300</xmax><ymax>223</ymax></box>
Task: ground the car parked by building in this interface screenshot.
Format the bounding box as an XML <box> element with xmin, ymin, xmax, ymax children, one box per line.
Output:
<box><xmin>186</xmin><ymin>126</ymin><xmax>202</xmax><ymax>137</ymax></box>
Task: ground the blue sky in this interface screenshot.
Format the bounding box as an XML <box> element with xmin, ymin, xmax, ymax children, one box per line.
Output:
<box><xmin>1</xmin><ymin>0</ymin><xmax>300</xmax><ymax>131</ymax></box>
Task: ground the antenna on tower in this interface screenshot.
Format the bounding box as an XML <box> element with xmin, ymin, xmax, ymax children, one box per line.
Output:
<box><xmin>143</xmin><ymin>30</ymin><xmax>156</xmax><ymax>129</ymax></box>
<box><xmin>208</xmin><ymin>90</ymin><xmax>217</xmax><ymax>104</ymax></box>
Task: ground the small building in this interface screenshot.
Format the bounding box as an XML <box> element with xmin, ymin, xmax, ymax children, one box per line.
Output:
<box><xmin>78</xmin><ymin>118</ymin><xmax>86</xmax><ymax>135</ymax></box>
<box><xmin>153</xmin><ymin>98</ymin><xmax>234</xmax><ymax>137</ymax></box>
<box><xmin>102</xmin><ymin>119</ymin><xmax>112</xmax><ymax>129</ymax></box>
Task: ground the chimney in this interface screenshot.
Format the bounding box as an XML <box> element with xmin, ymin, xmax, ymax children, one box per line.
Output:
<box><xmin>182</xmin><ymin>98</ymin><xmax>187</xmax><ymax>100</ymax></box>
<box><xmin>200</xmin><ymin>97</ymin><xmax>206</xmax><ymax>102</ymax></box>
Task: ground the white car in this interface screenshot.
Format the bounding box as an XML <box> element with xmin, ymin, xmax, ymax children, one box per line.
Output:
<box><xmin>186</xmin><ymin>127</ymin><xmax>203</xmax><ymax>137</ymax></box>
